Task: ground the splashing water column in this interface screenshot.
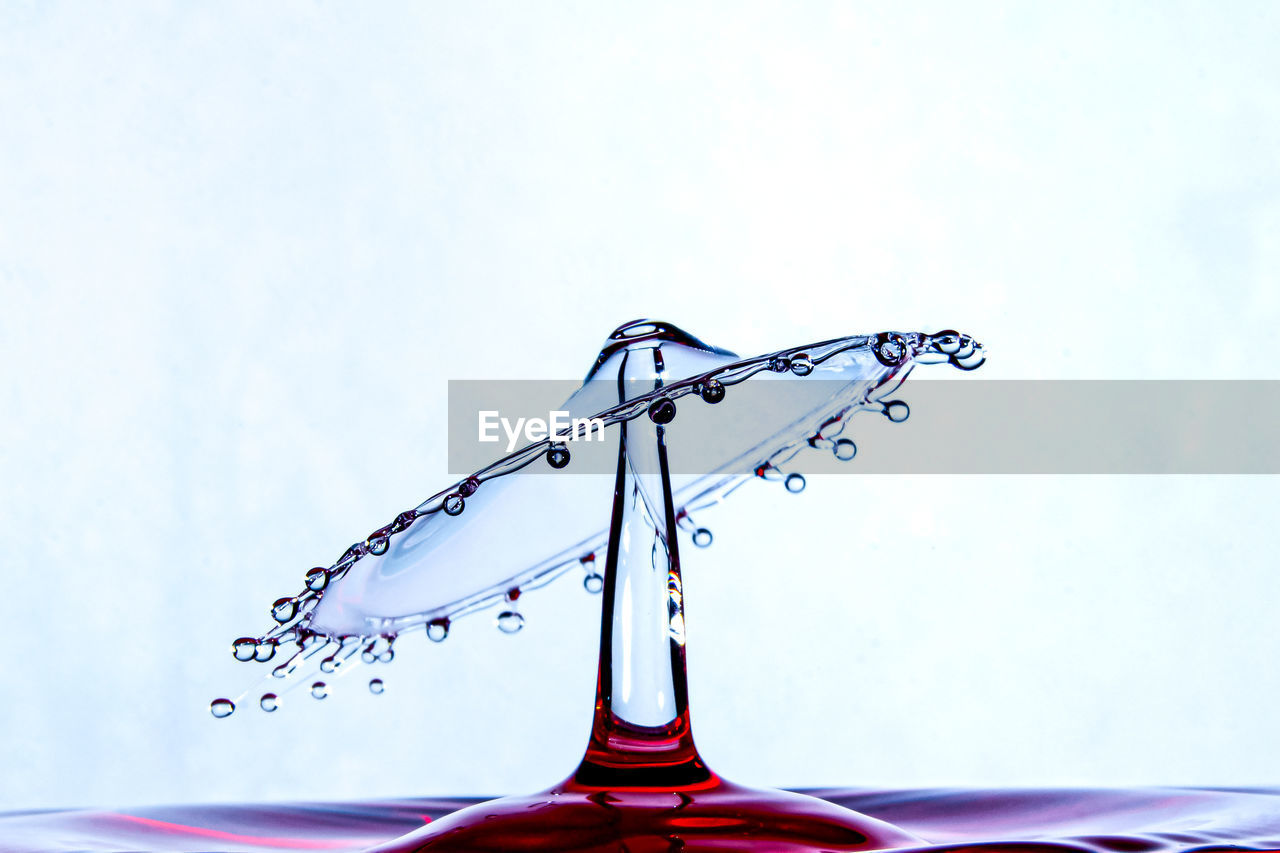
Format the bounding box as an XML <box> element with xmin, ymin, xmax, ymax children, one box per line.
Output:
<box><xmin>367</xmin><ymin>330</ymin><xmax>925</xmax><ymax>852</ymax></box>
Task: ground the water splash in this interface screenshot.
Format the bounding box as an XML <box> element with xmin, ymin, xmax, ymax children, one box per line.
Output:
<box><xmin>215</xmin><ymin>322</ymin><xmax>984</xmax><ymax>714</ymax></box>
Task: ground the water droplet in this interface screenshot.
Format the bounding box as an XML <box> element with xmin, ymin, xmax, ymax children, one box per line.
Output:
<box><xmin>547</xmin><ymin>443</ymin><xmax>571</xmax><ymax>469</ymax></box>
<box><xmin>379</xmin><ymin>647</ymin><xmax>394</xmax><ymax>664</ymax></box>
<box><xmin>496</xmin><ymin>610</ymin><xmax>525</xmax><ymax>634</ymax></box>
<box><xmin>884</xmin><ymin>400</ymin><xmax>910</xmax><ymax>422</ymax></box>
<box><xmin>785</xmin><ymin>473</ymin><xmax>806</xmax><ymax>493</ymax></box>
<box><xmin>232</xmin><ymin>637</ymin><xmax>258</xmax><ymax>662</ymax></box>
<box><xmin>305</xmin><ymin>567</ymin><xmax>329</xmax><ymax>592</ymax></box>
<box><xmin>210</xmin><ymin>698</ymin><xmax>235</xmax><ymax>719</ymax></box>
<box><xmin>272</xmin><ymin>662</ymin><xmax>292</xmax><ymax>679</ymax></box>
<box><xmin>790</xmin><ymin>354</ymin><xmax>814</xmax><ymax>376</ymax></box>
<box><xmin>647</xmin><ymin>397</ymin><xmax>676</xmax><ymax>425</ymax></box>
<box><xmin>426</xmin><ymin>619</ymin><xmax>450</xmax><ymax>642</ymax></box>
<box><xmin>692</xmin><ymin>528</ymin><xmax>713</xmax><ymax>548</ymax></box>
<box><xmin>311</xmin><ymin>682</ymin><xmax>328</xmax><ymax>700</ymax></box>
<box><xmin>952</xmin><ymin>342</ymin><xmax>986</xmax><ymax>371</ymax></box>
<box><xmin>361</xmin><ymin>648</ymin><xmax>376</xmax><ymax>664</ymax></box>
<box><xmin>253</xmin><ymin>640</ymin><xmax>277</xmax><ymax>663</ymax></box>
<box><xmin>271</xmin><ymin>597</ymin><xmax>298</xmax><ymax>624</ymax></box>
<box><xmin>260</xmin><ymin>693</ymin><xmax>278</xmax><ymax>712</ymax></box>
<box><xmin>368</xmin><ymin>536</ymin><xmax>389</xmax><ymax>556</ymax></box>
<box><xmin>443</xmin><ymin>494</ymin><xmax>465</xmax><ymax>516</ymax></box>
<box><xmin>369</xmin><ymin>678</ymin><xmax>385</xmax><ymax>695</ymax></box>
<box><xmin>698</xmin><ymin>379</ymin><xmax>726</xmax><ymax>404</ymax></box>
<box><xmin>458</xmin><ymin>477</ymin><xmax>480</xmax><ymax>497</ymax></box>
<box><xmin>768</xmin><ymin>356</ymin><xmax>790</xmax><ymax>372</ymax></box>
<box><xmin>833</xmin><ymin>438</ymin><xmax>857</xmax><ymax>461</ymax></box>
<box><xmin>320</xmin><ymin>655</ymin><xmax>338</xmax><ymax>673</ymax></box>
<box><xmin>933</xmin><ymin>330</ymin><xmax>962</xmax><ymax>355</ymax></box>
<box><xmin>874</xmin><ymin>332</ymin><xmax>907</xmax><ymax>366</ymax></box>
<box><xmin>583</xmin><ymin>572</ymin><xmax>604</xmax><ymax>593</ymax></box>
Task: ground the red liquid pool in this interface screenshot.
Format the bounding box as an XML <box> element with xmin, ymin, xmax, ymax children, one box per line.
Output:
<box><xmin>5</xmin><ymin>786</ymin><xmax>1278</xmax><ymax>852</ymax></box>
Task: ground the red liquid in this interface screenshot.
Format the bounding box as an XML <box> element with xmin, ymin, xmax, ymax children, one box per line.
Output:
<box><xmin>7</xmin><ymin>787</ymin><xmax>1280</xmax><ymax>852</ymax></box>
<box><xmin>363</xmin><ymin>776</ymin><xmax>920</xmax><ymax>852</ymax></box>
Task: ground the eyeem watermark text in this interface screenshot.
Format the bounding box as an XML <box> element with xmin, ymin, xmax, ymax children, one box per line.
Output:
<box><xmin>478</xmin><ymin>410</ymin><xmax>607</xmax><ymax>453</ymax></box>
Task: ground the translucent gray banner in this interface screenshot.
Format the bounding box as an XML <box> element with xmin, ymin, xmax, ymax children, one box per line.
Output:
<box><xmin>447</xmin><ymin>380</ymin><xmax>1280</xmax><ymax>476</ymax></box>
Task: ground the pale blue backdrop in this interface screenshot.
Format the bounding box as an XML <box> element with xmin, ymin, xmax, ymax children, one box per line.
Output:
<box><xmin>1</xmin><ymin>1</ymin><xmax>1278</xmax><ymax>810</ymax></box>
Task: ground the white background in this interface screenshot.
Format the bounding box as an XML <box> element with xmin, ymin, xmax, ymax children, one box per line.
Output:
<box><xmin>2</xmin><ymin>2</ymin><xmax>1278</xmax><ymax>810</ymax></box>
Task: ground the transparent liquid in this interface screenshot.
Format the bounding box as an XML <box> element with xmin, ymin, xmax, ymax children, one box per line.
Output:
<box><xmin>199</xmin><ymin>321</ymin><xmax>1076</xmax><ymax>851</ymax></box>
<box><xmin>214</xmin><ymin>323</ymin><xmax>984</xmax><ymax>715</ymax></box>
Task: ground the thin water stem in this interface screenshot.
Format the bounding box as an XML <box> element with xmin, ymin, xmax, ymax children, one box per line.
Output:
<box><xmin>575</xmin><ymin>417</ymin><xmax>710</xmax><ymax>787</ymax></box>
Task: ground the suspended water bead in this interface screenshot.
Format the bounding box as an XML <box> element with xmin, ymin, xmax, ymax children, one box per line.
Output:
<box><xmin>951</xmin><ymin>337</ymin><xmax>986</xmax><ymax>370</ymax></box>
<box><xmin>320</xmin><ymin>654</ymin><xmax>339</xmax><ymax>674</ymax></box>
<box><xmin>579</xmin><ymin>554</ymin><xmax>603</xmax><ymax>593</ymax></box>
<box><xmin>304</xmin><ymin>567</ymin><xmax>329</xmax><ymax>592</ymax></box>
<box><xmin>692</xmin><ymin>527</ymin><xmax>713</xmax><ymax>548</ymax></box>
<box><xmin>253</xmin><ymin>640</ymin><xmax>277</xmax><ymax>663</ymax></box>
<box><xmin>933</xmin><ymin>330</ymin><xmax>962</xmax><ymax>355</ymax></box>
<box><xmin>833</xmin><ymin>438</ymin><xmax>858</xmax><ymax>461</ymax></box>
<box><xmin>874</xmin><ymin>332</ymin><xmax>908</xmax><ymax>366</ymax></box>
<box><xmin>271</xmin><ymin>597</ymin><xmax>298</xmax><ymax>624</ymax></box>
<box><xmin>789</xmin><ymin>354</ymin><xmax>814</xmax><ymax>376</ymax></box>
<box><xmin>458</xmin><ymin>476</ymin><xmax>480</xmax><ymax>498</ymax></box>
<box><xmin>369</xmin><ymin>678</ymin><xmax>385</xmax><ymax>695</ymax></box>
<box><xmin>496</xmin><ymin>610</ymin><xmax>525</xmax><ymax>634</ymax></box>
<box><xmin>310</xmin><ymin>682</ymin><xmax>328</xmax><ymax>700</ymax></box>
<box><xmin>259</xmin><ymin>693</ymin><xmax>279</xmax><ymax>712</ymax></box>
<box><xmin>379</xmin><ymin>643</ymin><xmax>395</xmax><ymax>664</ymax></box>
<box><xmin>647</xmin><ymin>397</ymin><xmax>676</xmax><ymax>425</ymax></box>
<box><xmin>232</xmin><ymin>637</ymin><xmax>258</xmax><ymax>662</ymax></box>
<box><xmin>884</xmin><ymin>400</ymin><xmax>910</xmax><ymax>423</ymax></box>
<box><xmin>271</xmin><ymin>662</ymin><xmax>292</xmax><ymax>679</ymax></box>
<box><xmin>368</xmin><ymin>535</ymin><xmax>389</xmax><ymax>556</ymax></box>
<box><xmin>210</xmin><ymin>698</ymin><xmax>235</xmax><ymax>719</ymax></box>
<box><xmin>547</xmin><ymin>443</ymin><xmax>571</xmax><ymax>469</ymax></box>
<box><xmin>785</xmin><ymin>473</ymin><xmax>807</xmax><ymax>493</ymax></box>
<box><xmin>698</xmin><ymin>378</ymin><xmax>726</xmax><ymax>404</ymax></box>
<box><xmin>426</xmin><ymin>619</ymin><xmax>450</xmax><ymax>643</ymax></box>
<box><xmin>443</xmin><ymin>494</ymin><xmax>465</xmax><ymax>516</ymax></box>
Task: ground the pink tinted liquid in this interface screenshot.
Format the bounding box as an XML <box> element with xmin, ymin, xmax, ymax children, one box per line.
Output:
<box><xmin>8</xmin><ymin>786</ymin><xmax>1280</xmax><ymax>852</ymax></box>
